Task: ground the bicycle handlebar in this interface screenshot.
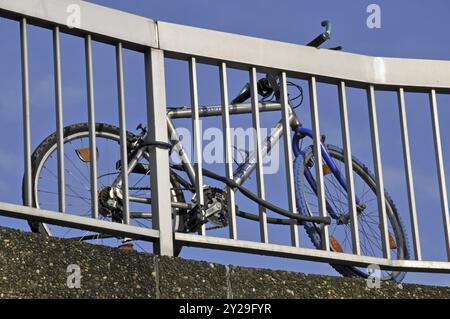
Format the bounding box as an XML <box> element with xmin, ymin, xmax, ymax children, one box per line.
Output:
<box><xmin>231</xmin><ymin>21</ymin><xmax>335</xmax><ymax>104</ymax></box>
<box><xmin>230</xmin><ymin>76</ymin><xmax>277</xmax><ymax>105</ymax></box>
<box><xmin>307</xmin><ymin>20</ymin><xmax>331</xmax><ymax>48</ymax></box>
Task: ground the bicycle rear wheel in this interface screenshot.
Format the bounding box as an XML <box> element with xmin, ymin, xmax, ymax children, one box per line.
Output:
<box><xmin>24</xmin><ymin>122</ymin><xmax>185</xmax><ymax>253</ymax></box>
<box><xmin>294</xmin><ymin>144</ymin><xmax>410</xmax><ymax>282</ymax></box>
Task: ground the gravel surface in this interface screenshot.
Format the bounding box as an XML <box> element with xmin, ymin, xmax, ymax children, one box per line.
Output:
<box><xmin>0</xmin><ymin>227</ymin><xmax>448</xmax><ymax>299</ymax></box>
<box><xmin>229</xmin><ymin>266</ymin><xmax>450</xmax><ymax>299</ymax></box>
<box><xmin>0</xmin><ymin>227</ymin><xmax>155</xmax><ymax>298</ymax></box>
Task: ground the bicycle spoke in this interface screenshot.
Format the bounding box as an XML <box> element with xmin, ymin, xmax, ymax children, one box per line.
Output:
<box><xmin>38</xmin><ymin>189</ymin><xmax>91</xmax><ymax>202</ymax></box>
<box><xmin>300</xmin><ymin>146</ymin><xmax>406</xmax><ymax>281</ymax></box>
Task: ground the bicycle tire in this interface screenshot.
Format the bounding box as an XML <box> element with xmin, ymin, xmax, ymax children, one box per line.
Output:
<box><xmin>294</xmin><ymin>144</ymin><xmax>410</xmax><ymax>282</ymax></box>
<box><xmin>23</xmin><ymin>122</ymin><xmax>186</xmax><ymax>255</ymax></box>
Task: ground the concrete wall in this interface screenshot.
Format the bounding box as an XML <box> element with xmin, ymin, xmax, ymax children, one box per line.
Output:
<box><xmin>0</xmin><ymin>227</ymin><xmax>448</xmax><ymax>298</ymax></box>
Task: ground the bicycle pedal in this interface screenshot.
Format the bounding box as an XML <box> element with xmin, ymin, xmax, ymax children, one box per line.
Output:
<box><xmin>185</xmin><ymin>204</ymin><xmax>206</xmax><ymax>232</ymax></box>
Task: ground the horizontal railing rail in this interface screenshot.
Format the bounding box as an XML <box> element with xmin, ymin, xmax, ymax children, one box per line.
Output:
<box><xmin>157</xmin><ymin>21</ymin><xmax>450</xmax><ymax>91</ymax></box>
<box><xmin>0</xmin><ymin>0</ymin><xmax>157</xmax><ymax>50</ymax></box>
<box><xmin>0</xmin><ymin>0</ymin><xmax>449</xmax><ymax>276</ymax></box>
<box><xmin>2</xmin><ymin>1</ymin><xmax>450</xmax><ymax>90</ymax></box>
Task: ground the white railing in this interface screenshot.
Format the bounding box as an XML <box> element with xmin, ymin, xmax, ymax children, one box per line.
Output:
<box><xmin>0</xmin><ymin>0</ymin><xmax>449</xmax><ymax>275</ymax></box>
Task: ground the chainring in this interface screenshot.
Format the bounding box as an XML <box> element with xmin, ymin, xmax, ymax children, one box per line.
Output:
<box><xmin>192</xmin><ymin>186</ymin><xmax>229</xmax><ymax>228</ymax></box>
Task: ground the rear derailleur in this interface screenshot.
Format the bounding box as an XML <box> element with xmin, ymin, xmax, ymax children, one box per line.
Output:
<box><xmin>98</xmin><ymin>186</ymin><xmax>124</xmax><ymax>223</ymax></box>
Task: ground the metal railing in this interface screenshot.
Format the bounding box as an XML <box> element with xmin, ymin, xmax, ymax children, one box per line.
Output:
<box><xmin>0</xmin><ymin>0</ymin><xmax>449</xmax><ymax>274</ymax></box>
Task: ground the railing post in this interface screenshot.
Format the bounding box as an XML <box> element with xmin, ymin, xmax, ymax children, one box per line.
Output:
<box><xmin>85</xmin><ymin>34</ymin><xmax>99</xmax><ymax>219</ymax></box>
<box><xmin>145</xmin><ymin>48</ymin><xmax>173</xmax><ymax>256</ymax></box>
<box><xmin>367</xmin><ymin>85</ymin><xmax>390</xmax><ymax>259</ymax></box>
<box><xmin>116</xmin><ymin>42</ymin><xmax>130</xmax><ymax>225</ymax></box>
<box><xmin>52</xmin><ymin>26</ymin><xmax>65</xmax><ymax>213</ymax></box>
<box><xmin>20</xmin><ymin>18</ymin><xmax>32</xmax><ymax>208</ymax></box>
<box><xmin>398</xmin><ymin>88</ymin><xmax>421</xmax><ymax>260</ymax></box>
<box><xmin>189</xmin><ymin>57</ymin><xmax>206</xmax><ymax>235</ymax></box>
<box><xmin>219</xmin><ymin>62</ymin><xmax>237</xmax><ymax>240</ymax></box>
<box><xmin>309</xmin><ymin>76</ymin><xmax>330</xmax><ymax>251</ymax></box>
<box><xmin>429</xmin><ymin>89</ymin><xmax>450</xmax><ymax>260</ymax></box>
<box><xmin>280</xmin><ymin>72</ymin><xmax>299</xmax><ymax>248</ymax></box>
<box><xmin>250</xmin><ymin>68</ymin><xmax>268</xmax><ymax>244</ymax></box>
<box><xmin>338</xmin><ymin>81</ymin><xmax>360</xmax><ymax>255</ymax></box>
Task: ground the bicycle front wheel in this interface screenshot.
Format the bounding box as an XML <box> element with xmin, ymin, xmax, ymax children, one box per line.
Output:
<box><xmin>294</xmin><ymin>144</ymin><xmax>410</xmax><ymax>282</ymax></box>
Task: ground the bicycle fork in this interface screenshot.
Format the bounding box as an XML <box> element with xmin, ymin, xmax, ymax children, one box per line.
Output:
<box><xmin>292</xmin><ymin>127</ymin><xmax>362</xmax><ymax>220</ymax></box>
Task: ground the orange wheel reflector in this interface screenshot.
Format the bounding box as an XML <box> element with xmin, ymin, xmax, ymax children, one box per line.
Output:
<box><xmin>75</xmin><ymin>147</ymin><xmax>91</xmax><ymax>162</ymax></box>
<box><xmin>329</xmin><ymin>235</ymin><xmax>343</xmax><ymax>253</ymax></box>
<box><xmin>376</xmin><ymin>224</ymin><xmax>398</xmax><ymax>250</ymax></box>
<box><xmin>389</xmin><ymin>231</ymin><xmax>398</xmax><ymax>249</ymax></box>
<box><xmin>323</xmin><ymin>164</ymin><xmax>332</xmax><ymax>176</ymax></box>
<box><xmin>118</xmin><ymin>243</ymin><xmax>134</xmax><ymax>252</ymax></box>
<box><xmin>75</xmin><ymin>147</ymin><xmax>98</xmax><ymax>163</ymax></box>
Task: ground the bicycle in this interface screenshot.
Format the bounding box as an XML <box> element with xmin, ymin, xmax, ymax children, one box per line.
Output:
<box><xmin>24</xmin><ymin>21</ymin><xmax>409</xmax><ymax>282</ymax></box>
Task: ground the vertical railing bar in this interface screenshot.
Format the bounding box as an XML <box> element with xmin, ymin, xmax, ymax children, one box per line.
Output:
<box><xmin>367</xmin><ymin>85</ymin><xmax>390</xmax><ymax>259</ymax></box>
<box><xmin>20</xmin><ymin>18</ymin><xmax>32</xmax><ymax>208</ymax></box>
<box><xmin>116</xmin><ymin>42</ymin><xmax>130</xmax><ymax>225</ymax></box>
<box><xmin>189</xmin><ymin>57</ymin><xmax>205</xmax><ymax>235</ymax></box>
<box><xmin>429</xmin><ymin>89</ymin><xmax>450</xmax><ymax>260</ymax></box>
<box><xmin>145</xmin><ymin>48</ymin><xmax>173</xmax><ymax>256</ymax></box>
<box><xmin>309</xmin><ymin>76</ymin><xmax>330</xmax><ymax>251</ymax></box>
<box><xmin>280</xmin><ymin>72</ymin><xmax>299</xmax><ymax>247</ymax></box>
<box><xmin>219</xmin><ymin>62</ymin><xmax>237</xmax><ymax>239</ymax></box>
<box><xmin>85</xmin><ymin>34</ymin><xmax>99</xmax><ymax>219</ymax></box>
<box><xmin>398</xmin><ymin>88</ymin><xmax>421</xmax><ymax>260</ymax></box>
<box><xmin>249</xmin><ymin>67</ymin><xmax>268</xmax><ymax>243</ymax></box>
<box><xmin>338</xmin><ymin>81</ymin><xmax>360</xmax><ymax>255</ymax></box>
<box><xmin>53</xmin><ymin>26</ymin><xmax>65</xmax><ymax>213</ymax></box>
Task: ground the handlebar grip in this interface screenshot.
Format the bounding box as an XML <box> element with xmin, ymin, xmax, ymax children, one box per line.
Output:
<box><xmin>307</xmin><ymin>34</ymin><xmax>328</xmax><ymax>48</ymax></box>
<box><xmin>307</xmin><ymin>20</ymin><xmax>332</xmax><ymax>48</ymax></box>
<box><xmin>231</xmin><ymin>83</ymin><xmax>251</xmax><ymax>104</ymax></box>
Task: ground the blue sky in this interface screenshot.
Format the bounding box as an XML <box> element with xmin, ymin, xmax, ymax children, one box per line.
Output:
<box><xmin>0</xmin><ymin>0</ymin><xmax>450</xmax><ymax>287</ymax></box>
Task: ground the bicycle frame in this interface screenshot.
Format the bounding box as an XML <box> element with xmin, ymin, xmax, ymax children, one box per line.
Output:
<box><xmin>111</xmin><ymin>100</ymin><xmax>354</xmax><ymax>223</ymax></box>
<box><xmin>108</xmin><ymin>101</ymin><xmax>289</xmax><ymax>210</ymax></box>
<box><xmin>167</xmin><ymin>102</ymin><xmax>290</xmax><ymax>186</ymax></box>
